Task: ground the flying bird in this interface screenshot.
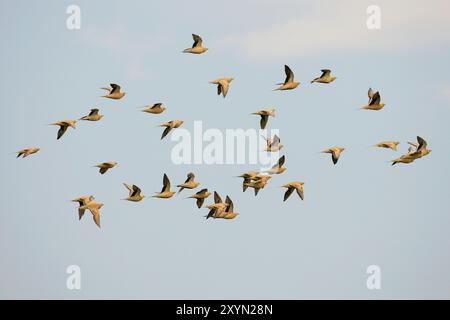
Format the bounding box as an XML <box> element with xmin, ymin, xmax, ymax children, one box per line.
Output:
<box><xmin>262</xmin><ymin>134</ymin><xmax>284</xmax><ymax>152</ymax></box>
<box><xmin>282</xmin><ymin>182</ymin><xmax>305</xmax><ymax>201</ymax></box>
<box><xmin>79</xmin><ymin>200</ymin><xmax>104</xmax><ymax>228</ymax></box>
<box><xmin>274</xmin><ymin>65</ymin><xmax>300</xmax><ymax>91</ymax></box>
<box><xmin>72</xmin><ymin>195</ymin><xmax>95</xmax><ymax>220</ymax></box>
<box><xmin>322</xmin><ymin>147</ymin><xmax>345</xmax><ymax>165</ymax></box>
<box><xmin>94</xmin><ymin>161</ymin><xmax>118</xmax><ymax>175</ymax></box>
<box><xmin>265</xmin><ymin>155</ymin><xmax>287</xmax><ymax>174</ymax></box>
<box><xmin>252</xmin><ymin>108</ymin><xmax>276</xmax><ymax>129</ymax></box>
<box><xmin>374</xmin><ymin>141</ymin><xmax>400</xmax><ymax>151</ymax></box>
<box><xmin>244</xmin><ymin>175</ymin><xmax>272</xmax><ymax>196</ymax></box>
<box><xmin>210</xmin><ymin>77</ymin><xmax>234</xmax><ymax>98</ymax></box>
<box><xmin>187</xmin><ymin>188</ymin><xmax>211</xmax><ymax>208</ymax></box>
<box><xmin>153</xmin><ymin>174</ymin><xmax>176</xmax><ymax>199</ymax></box>
<box><xmin>80</xmin><ymin>109</ymin><xmax>103</xmax><ymax>121</ymax></box>
<box><xmin>177</xmin><ymin>172</ymin><xmax>200</xmax><ymax>193</ymax></box>
<box><xmin>311</xmin><ymin>69</ymin><xmax>336</xmax><ymax>84</ymax></box>
<box><xmin>101</xmin><ymin>83</ymin><xmax>126</xmax><ymax>100</ymax></box>
<box><xmin>205</xmin><ymin>192</ymin><xmax>229</xmax><ymax>219</ymax></box>
<box><xmin>16</xmin><ymin>147</ymin><xmax>40</xmax><ymax>158</ymax></box>
<box><xmin>392</xmin><ymin>136</ymin><xmax>431</xmax><ymax>165</ymax></box>
<box><xmin>123</xmin><ymin>183</ymin><xmax>145</xmax><ymax>202</ymax></box>
<box><xmin>213</xmin><ymin>196</ymin><xmax>238</xmax><ymax>220</ymax></box>
<box><xmin>142</xmin><ymin>103</ymin><xmax>166</xmax><ymax>114</ymax></box>
<box><xmin>183</xmin><ymin>34</ymin><xmax>208</xmax><ymax>54</ymax></box>
<box><xmin>237</xmin><ymin>171</ymin><xmax>259</xmax><ymax>192</ymax></box>
<box><xmin>50</xmin><ymin>120</ymin><xmax>77</xmax><ymax>140</ymax></box>
<box><xmin>361</xmin><ymin>88</ymin><xmax>385</xmax><ymax>110</ymax></box>
<box><xmin>160</xmin><ymin>120</ymin><xmax>184</xmax><ymax>140</ymax></box>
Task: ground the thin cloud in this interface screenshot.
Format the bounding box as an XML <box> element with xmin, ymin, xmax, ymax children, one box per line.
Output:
<box><xmin>217</xmin><ymin>0</ymin><xmax>450</xmax><ymax>61</ymax></box>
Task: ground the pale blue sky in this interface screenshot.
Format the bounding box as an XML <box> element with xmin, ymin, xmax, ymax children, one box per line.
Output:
<box><xmin>1</xmin><ymin>0</ymin><xmax>450</xmax><ymax>299</ymax></box>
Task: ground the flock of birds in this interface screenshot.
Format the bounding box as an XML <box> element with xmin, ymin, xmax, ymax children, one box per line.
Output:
<box><xmin>16</xmin><ymin>34</ymin><xmax>432</xmax><ymax>228</ymax></box>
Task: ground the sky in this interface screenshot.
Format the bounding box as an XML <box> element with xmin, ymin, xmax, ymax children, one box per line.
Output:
<box><xmin>1</xmin><ymin>0</ymin><xmax>450</xmax><ymax>299</ymax></box>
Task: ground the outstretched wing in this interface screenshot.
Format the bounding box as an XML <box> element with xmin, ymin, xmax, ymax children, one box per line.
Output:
<box><xmin>89</xmin><ymin>109</ymin><xmax>99</xmax><ymax>116</ymax></box>
<box><xmin>214</xmin><ymin>191</ymin><xmax>222</xmax><ymax>204</ymax></box>
<box><xmin>416</xmin><ymin>136</ymin><xmax>427</xmax><ymax>151</ymax></box>
<box><xmin>225</xmin><ymin>196</ymin><xmax>234</xmax><ymax>212</ymax></box>
<box><xmin>369</xmin><ymin>91</ymin><xmax>381</xmax><ymax>106</ymax></box>
<box><xmin>260</xmin><ymin>115</ymin><xmax>268</xmax><ymax>130</ymax></box>
<box><xmin>284</xmin><ymin>187</ymin><xmax>294</xmax><ymax>201</ymax></box>
<box><xmin>321</xmin><ymin>69</ymin><xmax>331</xmax><ymax>77</ymax></box>
<box><xmin>272</xmin><ymin>155</ymin><xmax>285</xmax><ymax>168</ymax></box>
<box><xmin>162</xmin><ymin>174</ymin><xmax>171</xmax><ymax>192</ymax></box>
<box><xmin>57</xmin><ymin>125</ymin><xmax>68</xmax><ymax>140</ymax></box>
<box><xmin>192</xmin><ymin>34</ymin><xmax>203</xmax><ymax>48</ymax></box>
<box><xmin>110</xmin><ymin>83</ymin><xmax>120</xmax><ymax>94</ymax></box>
<box><xmin>131</xmin><ymin>185</ymin><xmax>142</xmax><ymax>197</ymax></box>
<box><xmin>284</xmin><ymin>65</ymin><xmax>294</xmax><ymax>84</ymax></box>
<box><xmin>161</xmin><ymin>127</ymin><xmax>172</xmax><ymax>140</ymax></box>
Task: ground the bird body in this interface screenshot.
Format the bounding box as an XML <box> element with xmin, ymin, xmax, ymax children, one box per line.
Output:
<box><xmin>188</xmin><ymin>188</ymin><xmax>211</xmax><ymax>208</ymax></box>
<box><xmin>210</xmin><ymin>77</ymin><xmax>234</xmax><ymax>98</ymax></box>
<box><xmin>275</xmin><ymin>65</ymin><xmax>299</xmax><ymax>91</ymax></box>
<box><xmin>392</xmin><ymin>136</ymin><xmax>431</xmax><ymax>165</ymax></box>
<box><xmin>244</xmin><ymin>175</ymin><xmax>272</xmax><ymax>196</ymax></box>
<box><xmin>177</xmin><ymin>172</ymin><xmax>199</xmax><ymax>193</ymax></box>
<box><xmin>311</xmin><ymin>69</ymin><xmax>336</xmax><ymax>84</ymax></box>
<box><xmin>95</xmin><ymin>161</ymin><xmax>118</xmax><ymax>174</ymax></box>
<box><xmin>282</xmin><ymin>182</ymin><xmax>304</xmax><ymax>201</ymax></box>
<box><xmin>142</xmin><ymin>103</ymin><xmax>166</xmax><ymax>114</ymax></box>
<box><xmin>374</xmin><ymin>141</ymin><xmax>400</xmax><ymax>151</ymax></box>
<box><xmin>183</xmin><ymin>34</ymin><xmax>208</xmax><ymax>54</ymax></box>
<box><xmin>123</xmin><ymin>183</ymin><xmax>145</xmax><ymax>202</ymax></box>
<box><xmin>212</xmin><ymin>196</ymin><xmax>238</xmax><ymax>220</ymax></box>
<box><xmin>79</xmin><ymin>200</ymin><xmax>104</xmax><ymax>228</ymax></box>
<box><xmin>17</xmin><ymin>147</ymin><xmax>40</xmax><ymax>158</ymax></box>
<box><xmin>263</xmin><ymin>134</ymin><xmax>284</xmax><ymax>152</ymax></box>
<box><xmin>160</xmin><ymin>120</ymin><xmax>184</xmax><ymax>140</ymax></box>
<box><xmin>265</xmin><ymin>155</ymin><xmax>286</xmax><ymax>174</ymax></box>
<box><xmin>322</xmin><ymin>147</ymin><xmax>345</xmax><ymax>165</ymax></box>
<box><xmin>101</xmin><ymin>83</ymin><xmax>126</xmax><ymax>100</ymax></box>
<box><xmin>153</xmin><ymin>174</ymin><xmax>175</xmax><ymax>198</ymax></box>
<box><xmin>50</xmin><ymin>120</ymin><xmax>77</xmax><ymax>140</ymax></box>
<box><xmin>72</xmin><ymin>195</ymin><xmax>95</xmax><ymax>220</ymax></box>
<box><xmin>80</xmin><ymin>109</ymin><xmax>103</xmax><ymax>121</ymax></box>
<box><xmin>361</xmin><ymin>88</ymin><xmax>385</xmax><ymax>110</ymax></box>
<box><xmin>252</xmin><ymin>108</ymin><xmax>276</xmax><ymax>129</ymax></box>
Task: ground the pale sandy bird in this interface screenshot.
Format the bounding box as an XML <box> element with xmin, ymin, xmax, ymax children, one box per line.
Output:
<box><xmin>210</xmin><ymin>77</ymin><xmax>234</xmax><ymax>98</ymax></box>
<box><xmin>402</xmin><ymin>136</ymin><xmax>431</xmax><ymax>161</ymax></box>
<box><xmin>142</xmin><ymin>103</ymin><xmax>166</xmax><ymax>114</ymax></box>
<box><xmin>391</xmin><ymin>153</ymin><xmax>417</xmax><ymax>165</ymax></box>
<box><xmin>311</xmin><ymin>69</ymin><xmax>336</xmax><ymax>84</ymax></box>
<box><xmin>187</xmin><ymin>188</ymin><xmax>211</xmax><ymax>209</ymax></box>
<box><xmin>101</xmin><ymin>83</ymin><xmax>126</xmax><ymax>100</ymax></box>
<box><xmin>282</xmin><ymin>182</ymin><xmax>304</xmax><ymax>201</ymax></box>
<box><xmin>94</xmin><ymin>161</ymin><xmax>118</xmax><ymax>175</ymax></box>
<box><xmin>50</xmin><ymin>120</ymin><xmax>77</xmax><ymax>140</ymax></box>
<box><xmin>274</xmin><ymin>65</ymin><xmax>300</xmax><ymax>91</ymax></box>
<box><xmin>262</xmin><ymin>134</ymin><xmax>284</xmax><ymax>152</ymax></box>
<box><xmin>322</xmin><ymin>147</ymin><xmax>345</xmax><ymax>165</ymax></box>
<box><xmin>123</xmin><ymin>183</ymin><xmax>145</xmax><ymax>202</ymax></box>
<box><xmin>183</xmin><ymin>34</ymin><xmax>208</xmax><ymax>54</ymax></box>
<box><xmin>72</xmin><ymin>195</ymin><xmax>95</xmax><ymax>220</ymax></box>
<box><xmin>160</xmin><ymin>120</ymin><xmax>184</xmax><ymax>140</ymax></box>
<box><xmin>374</xmin><ymin>141</ymin><xmax>400</xmax><ymax>151</ymax></box>
<box><xmin>361</xmin><ymin>88</ymin><xmax>385</xmax><ymax>110</ymax></box>
<box><xmin>252</xmin><ymin>108</ymin><xmax>276</xmax><ymax>129</ymax></box>
<box><xmin>79</xmin><ymin>200</ymin><xmax>104</xmax><ymax>228</ymax></box>
<box><xmin>16</xmin><ymin>147</ymin><xmax>40</xmax><ymax>158</ymax></box>
<box><xmin>244</xmin><ymin>175</ymin><xmax>272</xmax><ymax>196</ymax></box>
<box><xmin>265</xmin><ymin>155</ymin><xmax>286</xmax><ymax>174</ymax></box>
<box><xmin>177</xmin><ymin>172</ymin><xmax>199</xmax><ymax>193</ymax></box>
<box><xmin>237</xmin><ymin>171</ymin><xmax>259</xmax><ymax>192</ymax></box>
<box><xmin>80</xmin><ymin>108</ymin><xmax>103</xmax><ymax>121</ymax></box>
<box><xmin>213</xmin><ymin>196</ymin><xmax>238</xmax><ymax>220</ymax></box>
<box><xmin>153</xmin><ymin>174</ymin><xmax>176</xmax><ymax>199</ymax></box>
<box><xmin>205</xmin><ymin>192</ymin><xmax>229</xmax><ymax>219</ymax></box>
